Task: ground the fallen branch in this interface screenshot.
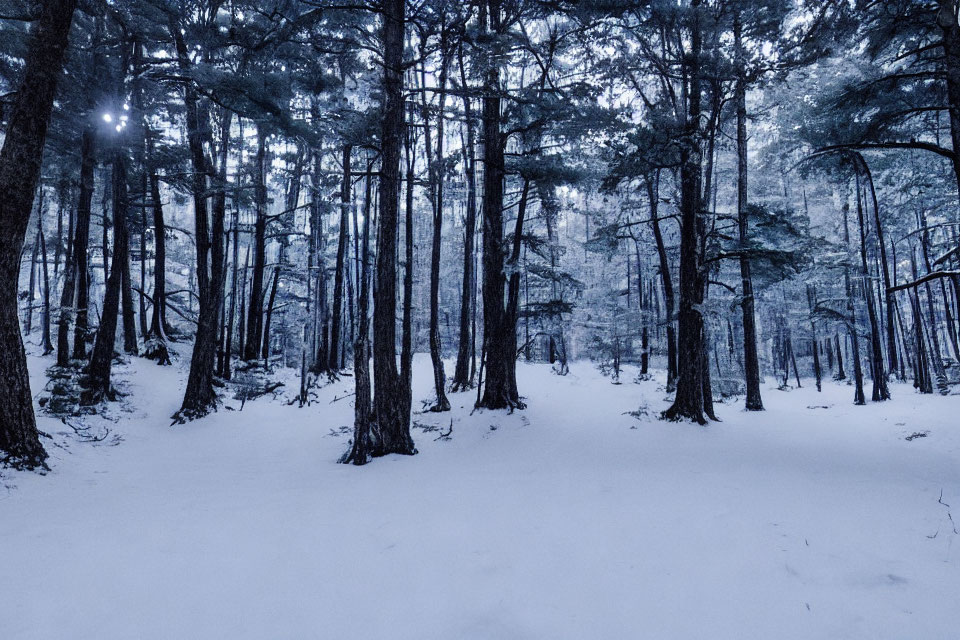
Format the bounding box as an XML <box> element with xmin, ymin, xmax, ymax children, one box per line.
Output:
<box><xmin>888</xmin><ymin>271</ymin><xmax>960</xmax><ymax>293</ymax></box>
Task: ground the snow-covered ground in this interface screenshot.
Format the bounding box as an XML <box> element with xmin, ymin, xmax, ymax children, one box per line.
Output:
<box><xmin>2</xmin><ymin>348</ymin><xmax>959</xmax><ymax>639</ymax></box>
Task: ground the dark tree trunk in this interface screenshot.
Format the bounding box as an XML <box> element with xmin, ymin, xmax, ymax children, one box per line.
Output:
<box><xmin>452</xmin><ymin>43</ymin><xmax>477</xmax><ymax>391</ymax></box>
<box><xmin>834</xmin><ymin>332</ymin><xmax>845</xmax><ymax>380</ymax></box>
<box><xmin>172</xmin><ymin>23</ymin><xmax>231</xmax><ymax>420</ymax></box>
<box><xmin>734</xmin><ymin>16</ymin><xmax>763</xmax><ymax>411</ymax></box>
<box><xmin>67</xmin><ymin>128</ymin><xmax>96</xmax><ymax>363</ymax></box>
<box><xmin>401</xmin><ymin>121</ymin><xmax>415</xmax><ymax>421</ymax></box>
<box><xmin>808</xmin><ymin>285</ymin><xmax>822</xmax><ymax>392</ymax></box>
<box><xmin>244</xmin><ymin>127</ymin><xmax>268</xmax><ymax>362</ymax></box>
<box><xmin>329</xmin><ymin>144</ymin><xmax>351</xmax><ymax>371</ymax></box>
<box><xmin>854</xmin><ymin>157</ymin><xmax>899</xmax><ymax>380</ymax></box>
<box><xmin>237</xmin><ymin>245</ymin><xmax>249</xmax><ymax>364</ymax></box>
<box><xmin>120</xmin><ymin>175</ymin><xmax>137</xmax><ymax>356</ymax></box>
<box><xmin>147</xmin><ymin>144</ymin><xmax>169</xmax><ymax>339</ymax></box>
<box><xmin>423</xmin><ymin>37</ymin><xmax>451</xmax><ymax>412</ymax></box>
<box><xmin>224</xmin><ymin>203</ymin><xmax>240</xmax><ymax>379</ymax></box>
<box><xmin>663</xmin><ymin>2</ymin><xmax>706</xmax><ymax>424</ymax></box>
<box><xmin>841</xmin><ymin>200</ymin><xmax>866</xmax><ymax>405</ymax></box>
<box><xmin>341</xmin><ymin>151</ymin><xmax>373</xmax><ymax>465</ymax></box>
<box><xmin>854</xmin><ymin>170</ymin><xmax>889</xmax><ymax>401</ymax></box>
<box><xmin>647</xmin><ymin>172</ymin><xmax>677</xmax><ymax>391</ymax></box>
<box><xmin>478</xmin><ymin>0</ymin><xmax>523</xmax><ymax>410</ymax></box>
<box><xmin>25</xmin><ymin>218</ymin><xmax>39</xmax><ymax>336</ymax></box>
<box><xmin>57</xmin><ymin>133</ymin><xmax>91</xmax><ymax>365</ymax></box>
<box><xmin>261</xmin><ymin>260</ymin><xmax>281</xmax><ymax>364</ymax></box>
<box><xmin>370</xmin><ymin>0</ymin><xmax>415</xmax><ymax>457</ymax></box>
<box><xmin>39</xmin><ymin>208</ymin><xmax>53</xmax><ymax>354</ymax></box>
<box><xmin>83</xmin><ymin>152</ymin><xmax>131</xmax><ymax>404</ymax></box>
<box><xmin>54</xmin><ymin>183</ymin><xmax>64</xmax><ymax>283</ymax></box>
<box><xmin>911</xmin><ymin>283</ymin><xmax>933</xmax><ymax>394</ymax></box>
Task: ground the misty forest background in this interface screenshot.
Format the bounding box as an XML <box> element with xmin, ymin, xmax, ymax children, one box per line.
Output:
<box><xmin>3</xmin><ymin>0</ymin><xmax>960</xmax><ymax>468</ymax></box>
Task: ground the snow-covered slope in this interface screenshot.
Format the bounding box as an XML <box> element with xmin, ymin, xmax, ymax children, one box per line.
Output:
<box><xmin>2</xmin><ymin>351</ymin><xmax>958</xmax><ymax>639</ymax></box>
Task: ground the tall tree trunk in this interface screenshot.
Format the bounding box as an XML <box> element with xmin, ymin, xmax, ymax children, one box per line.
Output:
<box><xmin>423</xmin><ymin>36</ymin><xmax>451</xmax><ymax>412</ymax></box>
<box><xmin>734</xmin><ymin>16</ymin><xmax>763</xmax><ymax>411</ymax></box>
<box><xmin>854</xmin><ymin>170</ymin><xmax>889</xmax><ymax>400</ymax></box>
<box><xmin>452</xmin><ymin>43</ymin><xmax>477</xmax><ymax>391</ymax></box>
<box><xmin>83</xmin><ymin>152</ymin><xmax>131</xmax><ymax>404</ymax></box>
<box><xmin>0</xmin><ymin>0</ymin><xmax>76</xmax><ymax>468</ymax></box>
<box><xmin>40</xmin><ymin>207</ymin><xmax>53</xmax><ymax>354</ymax></box>
<box><xmin>663</xmin><ymin>0</ymin><xmax>706</xmax><ymax>423</ymax></box>
<box><xmin>172</xmin><ymin>23</ymin><xmax>231</xmax><ymax>420</ymax></box>
<box><xmin>808</xmin><ymin>285</ymin><xmax>822</xmax><ymax>392</ymax></box>
<box><xmin>329</xmin><ymin>144</ymin><xmax>351</xmax><ymax>371</ymax></box>
<box><xmin>834</xmin><ymin>332</ymin><xmax>845</xmax><ymax>380</ymax></box>
<box><xmin>224</xmin><ymin>202</ymin><xmax>239</xmax><ymax>379</ymax></box>
<box><xmin>401</xmin><ymin>119</ymin><xmax>415</xmax><ymax>422</ymax></box>
<box><xmin>147</xmin><ymin>157</ymin><xmax>170</xmax><ymax>344</ymax></box>
<box><xmin>244</xmin><ymin>127</ymin><xmax>268</xmax><ymax>362</ymax></box>
<box><xmin>341</xmin><ymin>150</ymin><xmax>373</xmax><ymax>465</ymax></box>
<box><xmin>842</xmin><ymin>200</ymin><xmax>866</xmax><ymax>405</ymax></box>
<box><xmin>58</xmin><ymin>128</ymin><xmax>95</xmax><ymax>365</ymax></box>
<box><xmin>261</xmin><ymin>256</ymin><xmax>281</xmax><ymax>364</ymax></box>
<box><xmin>370</xmin><ymin>0</ymin><xmax>415</xmax><ymax>457</ymax></box>
<box><xmin>25</xmin><ymin>214</ymin><xmax>40</xmax><ymax>336</ymax></box>
<box><xmin>647</xmin><ymin>172</ymin><xmax>677</xmax><ymax>391</ymax></box>
<box><xmin>70</xmin><ymin>128</ymin><xmax>96</xmax><ymax>362</ymax></box>
<box><xmin>120</xmin><ymin>178</ymin><xmax>137</xmax><ymax>356</ymax></box>
<box><xmin>478</xmin><ymin>0</ymin><xmax>523</xmax><ymax>410</ymax></box>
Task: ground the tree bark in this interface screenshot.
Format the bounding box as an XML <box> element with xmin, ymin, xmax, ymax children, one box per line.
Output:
<box><xmin>663</xmin><ymin>0</ymin><xmax>706</xmax><ymax>423</ymax></box>
<box><xmin>478</xmin><ymin>0</ymin><xmax>523</xmax><ymax>410</ymax></box>
<box><xmin>58</xmin><ymin>129</ymin><xmax>94</xmax><ymax>365</ymax></box>
<box><xmin>40</xmin><ymin>204</ymin><xmax>53</xmax><ymax>354</ymax></box>
<box><xmin>423</xmin><ymin>35</ymin><xmax>451</xmax><ymax>412</ymax></box>
<box><xmin>329</xmin><ymin>144</ymin><xmax>351</xmax><ymax>371</ymax></box>
<box><xmin>341</xmin><ymin>151</ymin><xmax>373</xmax><ymax>465</ymax></box>
<box><xmin>370</xmin><ymin>0</ymin><xmax>415</xmax><ymax>457</ymax></box>
<box><xmin>452</xmin><ymin>43</ymin><xmax>477</xmax><ymax>391</ymax></box>
<box><xmin>854</xmin><ymin>170</ymin><xmax>889</xmax><ymax>401</ymax></box>
<box><xmin>0</xmin><ymin>0</ymin><xmax>77</xmax><ymax>468</ymax></box>
<box><xmin>734</xmin><ymin>16</ymin><xmax>763</xmax><ymax>411</ymax></box>
<box><xmin>647</xmin><ymin>172</ymin><xmax>677</xmax><ymax>391</ymax></box>
<box><xmin>83</xmin><ymin>152</ymin><xmax>130</xmax><ymax>404</ymax></box>
<box><xmin>172</xmin><ymin>23</ymin><xmax>231</xmax><ymax>420</ymax></box>
<box><xmin>244</xmin><ymin>127</ymin><xmax>268</xmax><ymax>362</ymax></box>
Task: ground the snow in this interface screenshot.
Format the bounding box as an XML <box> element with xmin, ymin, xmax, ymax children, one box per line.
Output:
<box><xmin>2</xmin><ymin>351</ymin><xmax>959</xmax><ymax>639</ymax></box>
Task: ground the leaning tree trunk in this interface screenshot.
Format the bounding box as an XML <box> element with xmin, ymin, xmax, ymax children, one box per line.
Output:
<box><xmin>83</xmin><ymin>152</ymin><xmax>131</xmax><ymax>404</ymax></box>
<box><xmin>648</xmin><ymin>172</ymin><xmax>677</xmax><ymax>392</ymax></box>
<box><xmin>854</xmin><ymin>170</ymin><xmax>889</xmax><ymax>401</ymax></box>
<box><xmin>172</xmin><ymin>23</ymin><xmax>231</xmax><ymax>421</ymax></box>
<box><xmin>261</xmin><ymin>260</ymin><xmax>281</xmax><ymax>364</ymax></box>
<box><xmin>0</xmin><ymin>0</ymin><xmax>77</xmax><ymax>468</ymax></box>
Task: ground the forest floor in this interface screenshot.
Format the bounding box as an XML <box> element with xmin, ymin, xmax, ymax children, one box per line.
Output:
<box><xmin>2</xmin><ymin>346</ymin><xmax>959</xmax><ymax>639</ymax></box>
